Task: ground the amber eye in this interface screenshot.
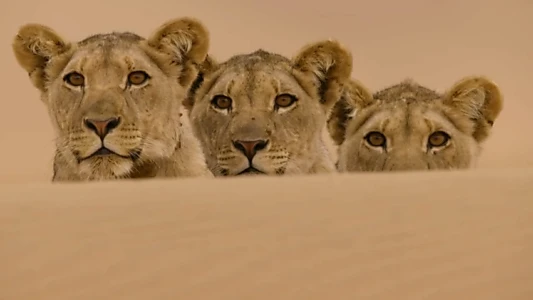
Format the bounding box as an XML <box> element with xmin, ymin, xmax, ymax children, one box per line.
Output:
<box><xmin>211</xmin><ymin>95</ymin><xmax>232</xmax><ymax>110</ymax></box>
<box><xmin>364</xmin><ymin>131</ymin><xmax>386</xmax><ymax>147</ymax></box>
<box><xmin>127</xmin><ymin>71</ymin><xmax>149</xmax><ymax>85</ymax></box>
<box><xmin>428</xmin><ymin>131</ymin><xmax>450</xmax><ymax>148</ymax></box>
<box><xmin>64</xmin><ymin>72</ymin><xmax>85</xmax><ymax>87</ymax></box>
<box><xmin>274</xmin><ymin>94</ymin><xmax>297</xmax><ymax>109</ymax></box>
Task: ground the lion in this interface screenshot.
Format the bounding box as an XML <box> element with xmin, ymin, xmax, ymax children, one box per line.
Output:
<box><xmin>327</xmin><ymin>76</ymin><xmax>504</xmax><ymax>172</ymax></box>
<box><xmin>183</xmin><ymin>40</ymin><xmax>353</xmax><ymax>176</ymax></box>
<box><xmin>12</xmin><ymin>18</ymin><xmax>214</xmax><ymax>181</ymax></box>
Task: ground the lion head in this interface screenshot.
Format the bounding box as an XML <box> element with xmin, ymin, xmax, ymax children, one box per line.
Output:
<box><xmin>12</xmin><ymin>18</ymin><xmax>211</xmax><ymax>181</ymax></box>
<box><xmin>328</xmin><ymin>76</ymin><xmax>504</xmax><ymax>172</ymax></box>
<box><xmin>185</xmin><ymin>40</ymin><xmax>353</xmax><ymax>176</ymax></box>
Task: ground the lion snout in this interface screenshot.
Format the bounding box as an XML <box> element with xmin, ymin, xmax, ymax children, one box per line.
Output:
<box><xmin>83</xmin><ymin>117</ymin><xmax>121</xmax><ymax>139</ymax></box>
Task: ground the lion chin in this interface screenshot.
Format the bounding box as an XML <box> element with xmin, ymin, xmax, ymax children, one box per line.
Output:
<box><xmin>77</xmin><ymin>148</ymin><xmax>136</xmax><ymax>180</ymax></box>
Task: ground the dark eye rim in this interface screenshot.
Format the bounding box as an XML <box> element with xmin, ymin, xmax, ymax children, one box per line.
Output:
<box><xmin>211</xmin><ymin>95</ymin><xmax>233</xmax><ymax>110</ymax></box>
<box><xmin>127</xmin><ymin>70</ymin><xmax>150</xmax><ymax>85</ymax></box>
<box><xmin>63</xmin><ymin>72</ymin><xmax>85</xmax><ymax>86</ymax></box>
<box><xmin>428</xmin><ymin>131</ymin><xmax>451</xmax><ymax>148</ymax></box>
<box><xmin>364</xmin><ymin>131</ymin><xmax>387</xmax><ymax>148</ymax></box>
<box><xmin>274</xmin><ymin>93</ymin><xmax>298</xmax><ymax>109</ymax></box>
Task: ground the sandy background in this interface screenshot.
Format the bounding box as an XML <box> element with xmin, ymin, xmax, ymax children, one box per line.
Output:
<box><xmin>2</xmin><ymin>169</ymin><xmax>533</xmax><ymax>299</ymax></box>
<box><xmin>0</xmin><ymin>0</ymin><xmax>532</xmax><ymax>182</ymax></box>
<box><xmin>1</xmin><ymin>0</ymin><xmax>533</xmax><ymax>299</ymax></box>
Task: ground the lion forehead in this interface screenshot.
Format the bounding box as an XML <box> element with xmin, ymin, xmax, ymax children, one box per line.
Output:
<box><xmin>357</xmin><ymin>101</ymin><xmax>467</xmax><ymax>141</ymax></box>
<box><xmin>71</xmin><ymin>47</ymin><xmax>150</xmax><ymax>71</ymax></box>
<box><xmin>194</xmin><ymin>50</ymin><xmax>298</xmax><ymax>103</ymax></box>
<box><xmin>67</xmin><ymin>32</ymin><xmax>152</xmax><ymax>64</ymax></box>
<box><xmin>78</xmin><ymin>32</ymin><xmax>143</xmax><ymax>48</ymax></box>
<box><xmin>222</xmin><ymin>49</ymin><xmax>291</xmax><ymax>69</ymax></box>
<box><xmin>374</xmin><ymin>80</ymin><xmax>441</xmax><ymax>103</ymax></box>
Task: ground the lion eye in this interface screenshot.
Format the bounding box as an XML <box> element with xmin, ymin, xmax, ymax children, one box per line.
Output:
<box><xmin>364</xmin><ymin>131</ymin><xmax>386</xmax><ymax>148</ymax></box>
<box><xmin>428</xmin><ymin>131</ymin><xmax>450</xmax><ymax>148</ymax></box>
<box><xmin>127</xmin><ymin>71</ymin><xmax>149</xmax><ymax>85</ymax></box>
<box><xmin>211</xmin><ymin>95</ymin><xmax>232</xmax><ymax>110</ymax></box>
<box><xmin>274</xmin><ymin>94</ymin><xmax>297</xmax><ymax>109</ymax></box>
<box><xmin>64</xmin><ymin>72</ymin><xmax>85</xmax><ymax>87</ymax></box>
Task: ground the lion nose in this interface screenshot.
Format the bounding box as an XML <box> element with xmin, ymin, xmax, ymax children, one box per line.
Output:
<box><xmin>84</xmin><ymin>117</ymin><xmax>121</xmax><ymax>139</ymax></box>
<box><xmin>233</xmin><ymin>139</ymin><xmax>269</xmax><ymax>160</ymax></box>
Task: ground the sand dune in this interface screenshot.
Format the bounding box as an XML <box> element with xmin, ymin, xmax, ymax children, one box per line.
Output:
<box><xmin>1</xmin><ymin>169</ymin><xmax>533</xmax><ymax>299</ymax></box>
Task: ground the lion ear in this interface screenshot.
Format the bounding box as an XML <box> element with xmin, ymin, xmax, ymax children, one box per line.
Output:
<box><xmin>292</xmin><ymin>39</ymin><xmax>353</xmax><ymax>111</ymax></box>
<box><xmin>145</xmin><ymin>17</ymin><xmax>210</xmax><ymax>89</ymax></box>
<box><xmin>183</xmin><ymin>54</ymin><xmax>220</xmax><ymax>112</ymax></box>
<box><xmin>343</xmin><ymin>79</ymin><xmax>374</xmax><ymax>111</ymax></box>
<box><xmin>443</xmin><ymin>76</ymin><xmax>504</xmax><ymax>142</ymax></box>
<box><xmin>12</xmin><ymin>23</ymin><xmax>71</xmax><ymax>92</ymax></box>
<box><xmin>327</xmin><ymin>79</ymin><xmax>374</xmax><ymax>145</ymax></box>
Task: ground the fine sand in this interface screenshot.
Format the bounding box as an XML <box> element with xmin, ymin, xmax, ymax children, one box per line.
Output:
<box><xmin>1</xmin><ymin>169</ymin><xmax>533</xmax><ymax>299</ymax></box>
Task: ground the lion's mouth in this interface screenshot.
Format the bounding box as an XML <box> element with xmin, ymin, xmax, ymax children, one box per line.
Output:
<box><xmin>236</xmin><ymin>167</ymin><xmax>265</xmax><ymax>176</ymax></box>
<box><xmin>92</xmin><ymin>147</ymin><xmax>114</xmax><ymax>157</ymax></box>
<box><xmin>79</xmin><ymin>147</ymin><xmax>140</xmax><ymax>162</ymax></box>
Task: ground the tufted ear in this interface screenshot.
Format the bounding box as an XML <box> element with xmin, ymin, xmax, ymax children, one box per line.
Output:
<box><xmin>197</xmin><ymin>54</ymin><xmax>219</xmax><ymax>74</ymax></box>
<box><xmin>327</xmin><ymin>79</ymin><xmax>374</xmax><ymax>145</ymax></box>
<box><xmin>145</xmin><ymin>17</ymin><xmax>210</xmax><ymax>89</ymax></box>
<box><xmin>443</xmin><ymin>76</ymin><xmax>504</xmax><ymax>142</ymax></box>
<box><xmin>182</xmin><ymin>54</ymin><xmax>220</xmax><ymax>112</ymax></box>
<box><xmin>12</xmin><ymin>24</ymin><xmax>71</xmax><ymax>92</ymax></box>
<box><xmin>292</xmin><ymin>40</ymin><xmax>353</xmax><ymax>111</ymax></box>
<box><xmin>342</xmin><ymin>79</ymin><xmax>374</xmax><ymax>111</ymax></box>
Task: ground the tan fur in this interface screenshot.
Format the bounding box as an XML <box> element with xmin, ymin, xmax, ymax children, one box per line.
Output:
<box><xmin>12</xmin><ymin>18</ymin><xmax>213</xmax><ymax>181</ymax></box>
<box><xmin>185</xmin><ymin>40</ymin><xmax>353</xmax><ymax>176</ymax></box>
<box><xmin>328</xmin><ymin>76</ymin><xmax>504</xmax><ymax>172</ymax></box>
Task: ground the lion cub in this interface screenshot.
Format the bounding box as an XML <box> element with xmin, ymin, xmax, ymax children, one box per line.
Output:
<box><xmin>12</xmin><ymin>18</ymin><xmax>213</xmax><ymax>181</ymax></box>
<box><xmin>184</xmin><ymin>41</ymin><xmax>353</xmax><ymax>176</ymax></box>
<box><xmin>328</xmin><ymin>77</ymin><xmax>504</xmax><ymax>172</ymax></box>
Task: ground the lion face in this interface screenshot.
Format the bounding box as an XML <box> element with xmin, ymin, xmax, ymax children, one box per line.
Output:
<box><xmin>338</xmin><ymin>99</ymin><xmax>483</xmax><ymax>171</ymax></box>
<box><xmin>190</xmin><ymin>58</ymin><xmax>323</xmax><ymax>176</ymax></box>
<box><xmin>186</xmin><ymin>42</ymin><xmax>352</xmax><ymax>177</ymax></box>
<box><xmin>13</xmin><ymin>18</ymin><xmax>210</xmax><ymax>180</ymax></box>
<box><xmin>48</xmin><ymin>40</ymin><xmax>184</xmax><ymax>178</ymax></box>
<box><xmin>329</xmin><ymin>77</ymin><xmax>504</xmax><ymax>172</ymax></box>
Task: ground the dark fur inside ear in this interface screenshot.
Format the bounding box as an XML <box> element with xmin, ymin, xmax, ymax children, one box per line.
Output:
<box><xmin>183</xmin><ymin>54</ymin><xmax>219</xmax><ymax>112</ymax></box>
<box><xmin>183</xmin><ymin>71</ymin><xmax>205</xmax><ymax>112</ymax></box>
<box><xmin>292</xmin><ymin>40</ymin><xmax>353</xmax><ymax>111</ymax></box>
<box><xmin>327</xmin><ymin>79</ymin><xmax>374</xmax><ymax>145</ymax></box>
<box><xmin>145</xmin><ymin>17</ymin><xmax>210</xmax><ymax>88</ymax></box>
<box><xmin>328</xmin><ymin>96</ymin><xmax>355</xmax><ymax>145</ymax></box>
<box><xmin>12</xmin><ymin>23</ymin><xmax>70</xmax><ymax>91</ymax></box>
<box><xmin>443</xmin><ymin>76</ymin><xmax>504</xmax><ymax>142</ymax></box>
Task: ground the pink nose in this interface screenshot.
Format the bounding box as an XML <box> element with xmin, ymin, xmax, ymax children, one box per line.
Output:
<box><xmin>233</xmin><ymin>140</ymin><xmax>269</xmax><ymax>160</ymax></box>
<box><xmin>84</xmin><ymin>117</ymin><xmax>121</xmax><ymax>138</ymax></box>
